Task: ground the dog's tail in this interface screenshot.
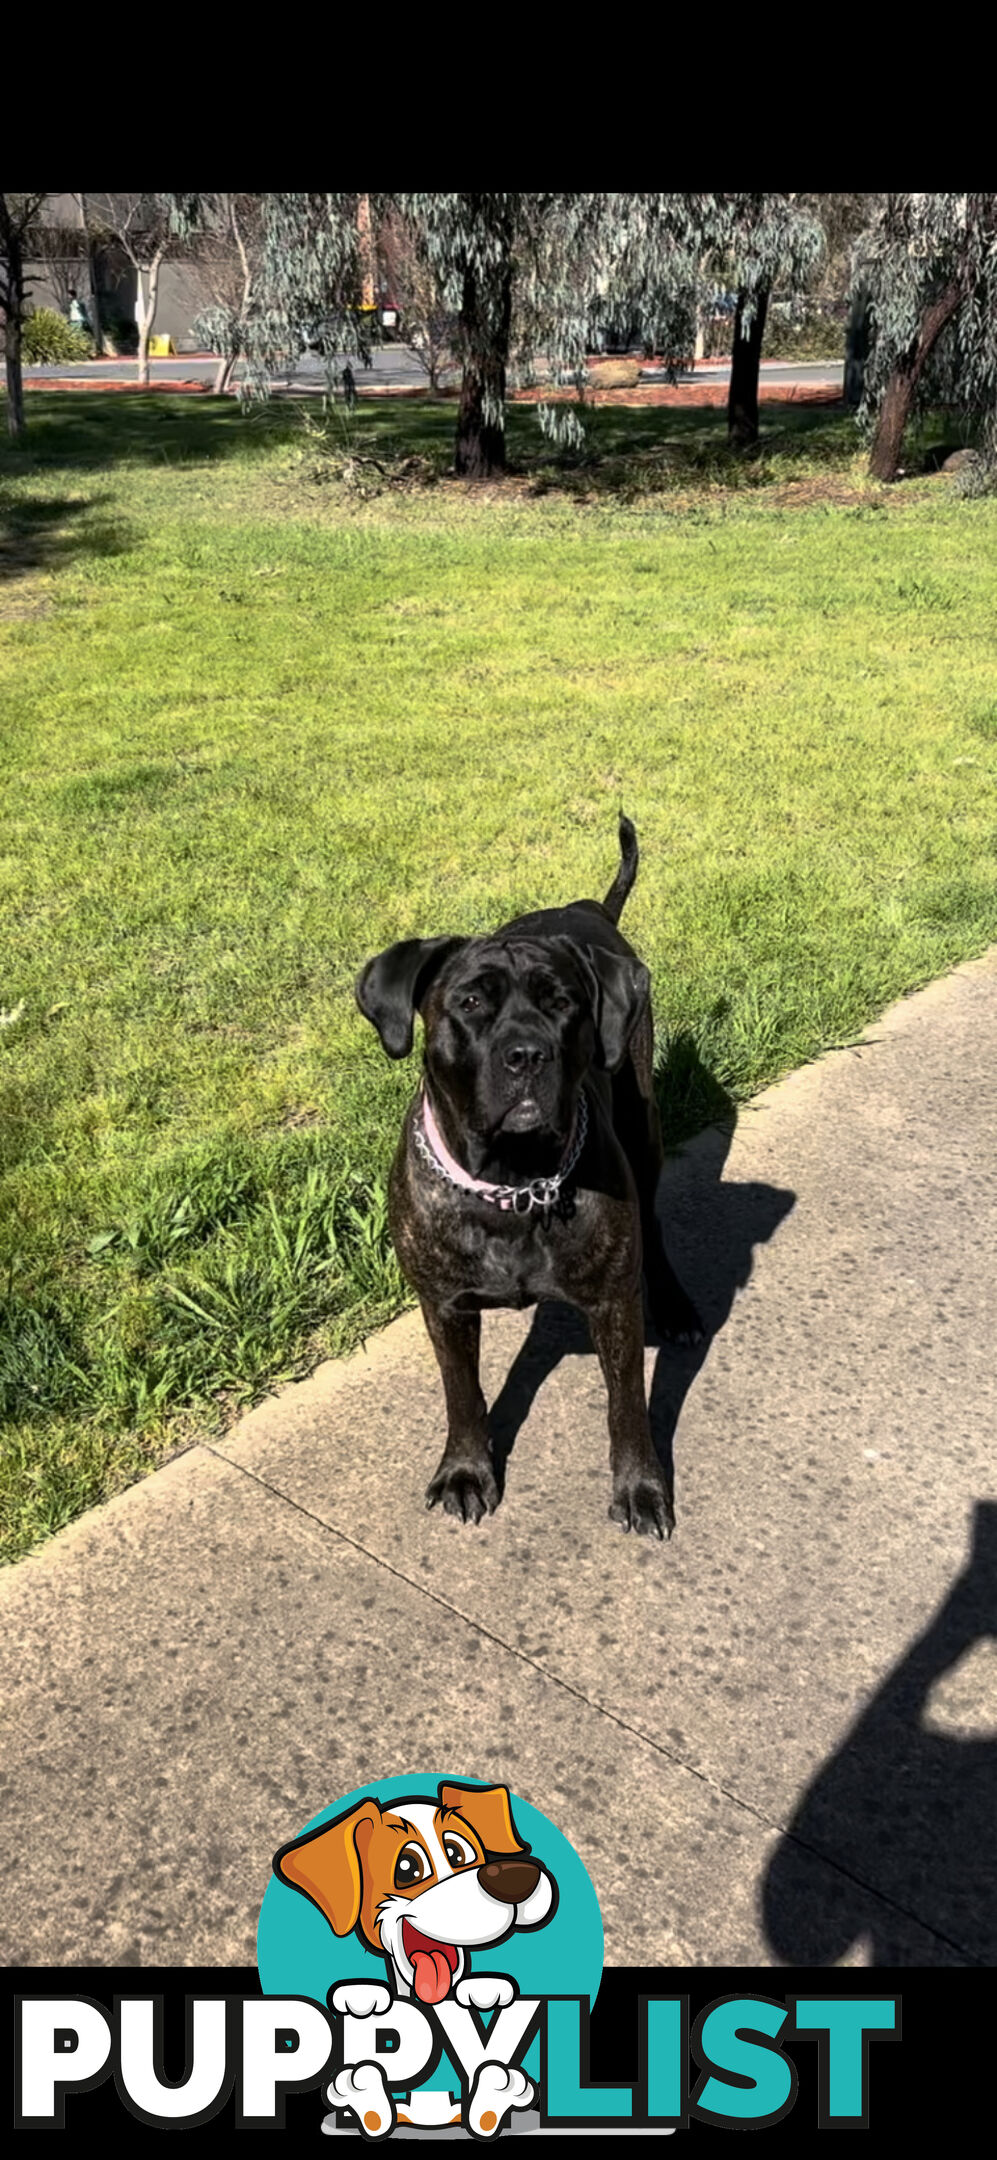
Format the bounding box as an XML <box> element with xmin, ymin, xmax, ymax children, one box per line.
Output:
<box><xmin>602</xmin><ymin>814</ymin><xmax>639</xmax><ymax>924</ymax></box>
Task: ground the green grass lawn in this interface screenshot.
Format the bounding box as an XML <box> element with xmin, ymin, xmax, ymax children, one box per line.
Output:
<box><xmin>2</xmin><ymin>391</ymin><xmax>997</xmax><ymax>1563</ymax></box>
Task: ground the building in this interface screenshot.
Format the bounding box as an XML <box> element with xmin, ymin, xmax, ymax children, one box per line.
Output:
<box><xmin>23</xmin><ymin>194</ymin><xmax>218</xmax><ymax>352</ymax></box>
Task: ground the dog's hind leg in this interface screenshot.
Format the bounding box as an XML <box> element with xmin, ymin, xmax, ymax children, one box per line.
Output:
<box><xmin>421</xmin><ymin>1301</ymin><xmax>500</xmax><ymax>1525</ymax></box>
<box><xmin>619</xmin><ymin>1007</ymin><xmax>703</xmax><ymax>1346</ymax></box>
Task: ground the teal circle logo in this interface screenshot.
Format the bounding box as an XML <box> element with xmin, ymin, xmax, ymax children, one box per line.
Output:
<box><xmin>258</xmin><ymin>1774</ymin><xmax>602</xmax><ymax>2112</ymax></box>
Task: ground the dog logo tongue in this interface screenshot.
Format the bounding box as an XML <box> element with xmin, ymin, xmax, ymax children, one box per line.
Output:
<box><xmin>411</xmin><ymin>1947</ymin><xmax>454</xmax><ymax>2005</ymax></box>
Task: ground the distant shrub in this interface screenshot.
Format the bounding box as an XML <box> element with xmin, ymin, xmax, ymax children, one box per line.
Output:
<box><xmin>22</xmin><ymin>308</ymin><xmax>92</xmax><ymax>364</ymax></box>
<box><xmin>763</xmin><ymin>306</ymin><xmax>844</xmax><ymax>362</ymax></box>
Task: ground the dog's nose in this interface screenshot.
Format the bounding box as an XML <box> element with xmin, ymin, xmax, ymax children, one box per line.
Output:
<box><xmin>478</xmin><ymin>1859</ymin><xmax>540</xmax><ymax>1905</ymax></box>
<box><xmin>501</xmin><ymin>1041</ymin><xmax>550</xmax><ymax>1077</ymax></box>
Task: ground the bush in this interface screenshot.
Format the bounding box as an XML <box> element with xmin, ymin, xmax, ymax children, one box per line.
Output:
<box><xmin>21</xmin><ymin>308</ymin><xmax>92</xmax><ymax>364</ymax></box>
<box><xmin>762</xmin><ymin>307</ymin><xmax>844</xmax><ymax>362</ymax></box>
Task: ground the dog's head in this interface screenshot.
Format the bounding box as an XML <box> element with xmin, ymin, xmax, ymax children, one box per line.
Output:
<box><xmin>356</xmin><ymin>930</ymin><xmax>648</xmax><ymax>1149</ymax></box>
<box><xmin>274</xmin><ymin>1782</ymin><xmax>557</xmax><ymax>2004</ymax></box>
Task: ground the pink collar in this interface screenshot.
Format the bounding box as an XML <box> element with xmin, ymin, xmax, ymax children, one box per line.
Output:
<box><xmin>415</xmin><ymin>1088</ymin><xmax>588</xmax><ymax>1217</ymax></box>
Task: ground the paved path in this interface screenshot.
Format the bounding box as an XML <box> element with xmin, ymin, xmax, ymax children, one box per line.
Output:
<box><xmin>2</xmin><ymin>955</ymin><xmax>994</xmax><ymax>1970</ymax></box>
<box><xmin>22</xmin><ymin>352</ymin><xmax>845</xmax><ymax>395</ymax></box>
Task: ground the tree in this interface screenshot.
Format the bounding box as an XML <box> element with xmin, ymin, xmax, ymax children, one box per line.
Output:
<box><xmin>212</xmin><ymin>193</ymin><xmax>606</xmax><ymax>469</ymax></box>
<box><xmin>75</xmin><ymin>192</ymin><xmax>105</xmax><ymax>356</ymax></box>
<box><xmin>377</xmin><ymin>205</ymin><xmax>457</xmax><ymax>393</ymax></box>
<box><xmin>399</xmin><ymin>192</ymin><xmax>703</xmax><ymax>477</ymax></box>
<box><xmin>399</xmin><ymin>193</ymin><xmax>521</xmax><ymax>475</ymax></box>
<box><xmin>397</xmin><ymin>194</ymin><xmax>821</xmax><ymax>471</ymax></box>
<box><xmin>188</xmin><ymin>193</ymin><xmax>267</xmax><ymax>394</ymax></box>
<box><xmin>0</xmin><ymin>192</ymin><xmax>48</xmax><ymax>440</ymax></box>
<box><xmin>209</xmin><ymin>193</ymin><xmax>369</xmax><ymax>401</ymax></box>
<box><xmin>717</xmin><ymin>195</ymin><xmax>824</xmax><ymax>448</ymax></box>
<box><xmin>856</xmin><ymin>193</ymin><xmax>997</xmax><ymax>481</ymax></box>
<box><xmin>206</xmin><ymin>194</ymin><xmax>820</xmax><ymax>477</ymax></box>
<box><xmin>84</xmin><ymin>193</ymin><xmax>194</xmax><ymax>385</ymax></box>
<box><xmin>790</xmin><ymin>196</ymin><xmax>884</xmax><ymax>410</ymax></box>
<box><xmin>590</xmin><ymin>193</ymin><xmax>822</xmax><ymax>450</ymax></box>
<box><xmin>803</xmin><ymin>192</ymin><xmax>882</xmax><ymax>306</ymax></box>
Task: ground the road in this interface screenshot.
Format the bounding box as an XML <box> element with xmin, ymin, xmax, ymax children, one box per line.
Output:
<box><xmin>23</xmin><ymin>349</ymin><xmax>845</xmax><ymax>394</ymax></box>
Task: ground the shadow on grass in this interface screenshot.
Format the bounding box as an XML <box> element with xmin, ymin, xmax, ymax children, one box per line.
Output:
<box><xmin>348</xmin><ymin>397</ymin><xmax>857</xmax><ymax>489</ymax></box>
<box><xmin>1</xmin><ymin>391</ymin><xmax>966</xmax><ymax>507</ymax></box>
<box><xmin>762</xmin><ymin>1499</ymin><xmax>997</xmax><ymax>1965</ymax></box>
<box><xmin>3</xmin><ymin>392</ymin><xmax>295</xmax><ymax>474</ymax></box>
<box><xmin>487</xmin><ymin>1034</ymin><xmax>796</xmax><ymax>1498</ymax></box>
<box><xmin>334</xmin><ymin>396</ymin><xmax>979</xmax><ymax>504</ymax></box>
<box><xmin>0</xmin><ymin>489</ymin><xmax>129</xmax><ymax>586</ymax></box>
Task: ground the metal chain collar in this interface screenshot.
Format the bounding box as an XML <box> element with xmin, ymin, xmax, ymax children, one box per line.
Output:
<box><xmin>414</xmin><ymin>1092</ymin><xmax>588</xmax><ymax>1220</ymax></box>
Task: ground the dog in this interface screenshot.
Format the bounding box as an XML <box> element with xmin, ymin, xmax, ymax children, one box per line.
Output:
<box><xmin>274</xmin><ymin>1781</ymin><xmax>554</xmax><ymax>2136</ymax></box>
<box><xmin>356</xmin><ymin>816</ymin><xmax>702</xmax><ymax>1540</ymax></box>
<box><xmin>274</xmin><ymin>1780</ymin><xmax>556</xmax><ymax>2001</ymax></box>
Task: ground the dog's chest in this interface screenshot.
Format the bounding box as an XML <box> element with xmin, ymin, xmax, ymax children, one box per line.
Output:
<box><xmin>438</xmin><ymin>1210</ymin><xmax>567</xmax><ymax>1312</ymax></box>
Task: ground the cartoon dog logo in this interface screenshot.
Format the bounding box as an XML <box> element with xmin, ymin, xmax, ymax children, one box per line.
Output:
<box><xmin>273</xmin><ymin>1780</ymin><xmax>557</xmax><ymax>2136</ymax></box>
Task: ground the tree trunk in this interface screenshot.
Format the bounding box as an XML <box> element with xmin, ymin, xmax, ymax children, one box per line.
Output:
<box><xmin>77</xmin><ymin>193</ymin><xmax>104</xmax><ymax>356</ymax></box>
<box><xmin>212</xmin><ymin>197</ymin><xmax>251</xmax><ymax>396</ymax></box>
<box><xmin>455</xmin><ymin>256</ymin><xmax>512</xmax><ymax>478</ymax></box>
<box><xmin>728</xmin><ymin>285</ymin><xmax>770</xmax><ymax>449</ymax></box>
<box><xmin>867</xmin><ymin>276</ymin><xmax>964</xmax><ymax>481</ymax></box>
<box><xmin>136</xmin><ymin>266</ymin><xmax>151</xmax><ymax>387</ymax></box>
<box><xmin>5</xmin><ymin>302</ymin><xmax>25</xmax><ymax>440</ymax></box>
<box><xmin>866</xmin><ymin>372</ymin><xmax>916</xmax><ymax>481</ymax></box>
<box><xmin>86</xmin><ymin>241</ymin><xmax>104</xmax><ymax>356</ymax></box>
<box><xmin>844</xmin><ymin>285</ymin><xmax>870</xmax><ymax>410</ymax></box>
<box><xmin>135</xmin><ymin>251</ymin><xmax>163</xmax><ymax>388</ymax></box>
<box><xmin>2</xmin><ymin>212</ymin><xmax>26</xmax><ymax>440</ymax></box>
<box><xmin>358</xmin><ymin>193</ymin><xmax>376</xmax><ymax>311</ymax></box>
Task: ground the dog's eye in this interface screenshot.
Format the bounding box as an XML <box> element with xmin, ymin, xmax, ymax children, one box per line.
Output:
<box><xmin>552</xmin><ymin>995</ymin><xmax>572</xmax><ymax>1013</ymax></box>
<box><xmin>459</xmin><ymin>995</ymin><xmax>480</xmax><ymax>1014</ymax></box>
<box><xmin>394</xmin><ymin>1844</ymin><xmax>428</xmax><ymax>1888</ymax></box>
<box><xmin>443</xmin><ymin>1835</ymin><xmax>475</xmax><ymax>1869</ymax></box>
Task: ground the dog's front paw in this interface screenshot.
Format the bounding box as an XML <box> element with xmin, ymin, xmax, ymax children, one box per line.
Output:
<box><xmin>425</xmin><ymin>1455</ymin><xmax>499</xmax><ymax>1526</ymax></box>
<box><xmin>455</xmin><ymin>1974</ymin><xmax>516</xmax><ymax>2012</ymax></box>
<box><xmin>468</xmin><ymin>2060</ymin><xmax>534</xmax><ymax>2138</ymax></box>
<box><xmin>330</xmin><ymin>1982</ymin><xmax>392</xmax><ymax>2020</ymax></box>
<box><xmin>327</xmin><ymin>2061</ymin><xmax>394</xmax><ymax>2140</ymax></box>
<box><xmin>609</xmin><ymin>1466</ymin><xmax>675</xmax><ymax>1541</ymax></box>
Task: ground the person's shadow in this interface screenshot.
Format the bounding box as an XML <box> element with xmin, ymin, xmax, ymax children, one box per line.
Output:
<box><xmin>487</xmin><ymin>1032</ymin><xmax>797</xmax><ymax>1499</ymax></box>
<box><xmin>762</xmin><ymin>1498</ymin><xmax>997</xmax><ymax>1966</ymax></box>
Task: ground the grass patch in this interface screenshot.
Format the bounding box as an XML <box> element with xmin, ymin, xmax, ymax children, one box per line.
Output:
<box><xmin>2</xmin><ymin>391</ymin><xmax>997</xmax><ymax>1562</ymax></box>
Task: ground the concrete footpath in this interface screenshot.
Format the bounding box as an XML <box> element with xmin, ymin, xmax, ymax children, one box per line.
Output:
<box><xmin>2</xmin><ymin>956</ymin><xmax>995</xmax><ymax>1970</ymax></box>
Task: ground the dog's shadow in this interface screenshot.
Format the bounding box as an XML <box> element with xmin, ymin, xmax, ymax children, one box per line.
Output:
<box><xmin>488</xmin><ymin>1036</ymin><xmax>796</xmax><ymax>1496</ymax></box>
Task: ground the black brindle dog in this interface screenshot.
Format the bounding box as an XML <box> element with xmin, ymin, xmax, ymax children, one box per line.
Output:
<box><xmin>356</xmin><ymin>817</ymin><xmax>703</xmax><ymax>1540</ymax></box>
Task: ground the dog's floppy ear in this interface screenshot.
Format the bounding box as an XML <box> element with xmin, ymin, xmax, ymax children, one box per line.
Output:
<box><xmin>439</xmin><ymin>1782</ymin><xmax>526</xmax><ymax>1857</ymax></box>
<box><xmin>273</xmin><ymin>1799</ymin><xmax>382</xmax><ymax>1935</ymax></box>
<box><xmin>577</xmin><ymin>945</ymin><xmax>650</xmax><ymax>1074</ymax></box>
<box><xmin>356</xmin><ymin>936</ymin><xmax>466</xmax><ymax>1060</ymax></box>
